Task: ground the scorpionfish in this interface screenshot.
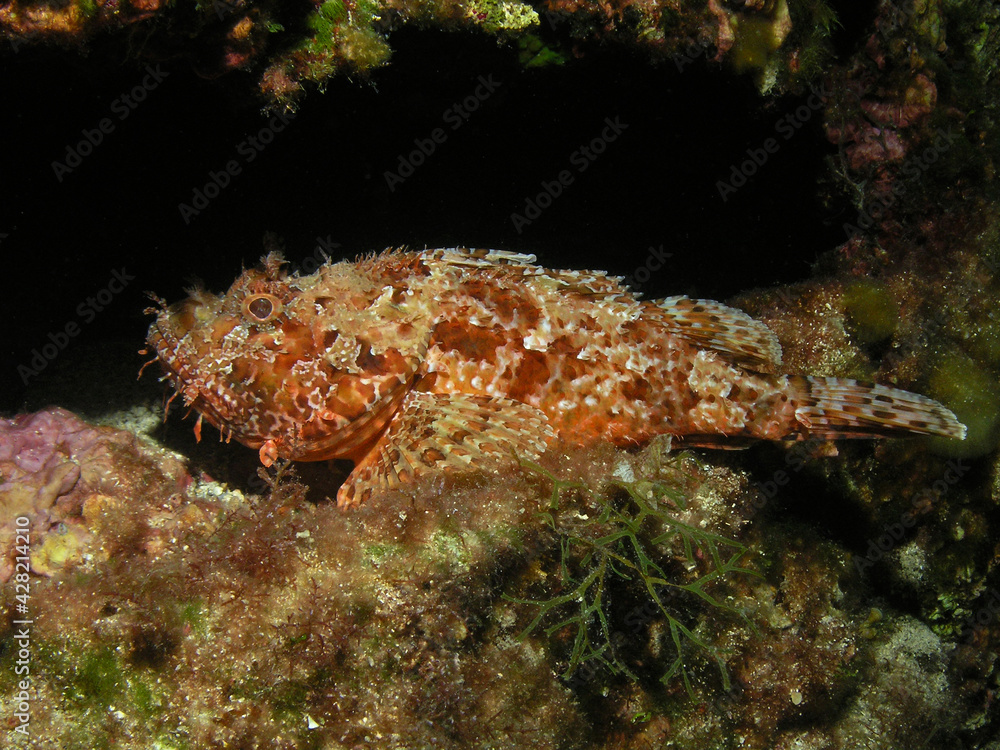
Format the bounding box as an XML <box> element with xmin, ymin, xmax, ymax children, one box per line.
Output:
<box><xmin>145</xmin><ymin>248</ymin><xmax>966</xmax><ymax>507</ymax></box>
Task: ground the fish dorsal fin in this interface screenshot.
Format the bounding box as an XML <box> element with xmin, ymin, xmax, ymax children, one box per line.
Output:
<box><xmin>422</xmin><ymin>247</ymin><xmax>540</xmax><ymax>271</ymax></box>
<box><xmin>422</xmin><ymin>248</ymin><xmax>631</xmax><ymax>300</ymax></box>
<box><xmin>653</xmin><ymin>296</ymin><xmax>783</xmax><ymax>371</ymax></box>
<box><xmin>337</xmin><ymin>390</ymin><xmax>554</xmax><ymax>507</ymax></box>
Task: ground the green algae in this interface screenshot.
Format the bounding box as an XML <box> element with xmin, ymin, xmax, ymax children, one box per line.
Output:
<box><xmin>75</xmin><ymin>647</ymin><xmax>125</xmax><ymax>707</ymax></box>
<box><xmin>425</xmin><ymin>529</ymin><xmax>474</xmax><ymax>573</ymax></box>
<box><xmin>926</xmin><ymin>350</ymin><xmax>1000</xmax><ymax>457</ymax></box>
<box><xmin>786</xmin><ymin>0</ymin><xmax>838</xmax><ymax>80</ymax></box>
<box><xmin>318</xmin><ymin>0</ymin><xmax>347</xmax><ymax>25</ymax></box>
<box><xmin>506</xmin><ymin>460</ymin><xmax>757</xmax><ymax>696</ymax></box>
<box><xmin>231</xmin><ymin>672</ymin><xmax>311</xmax><ymax>716</ymax></box>
<box><xmin>730</xmin><ymin>15</ymin><xmax>786</xmax><ymax>76</ymax></box>
<box><xmin>518</xmin><ymin>33</ymin><xmax>568</xmax><ymax>68</ymax></box>
<box><xmin>843</xmin><ymin>281</ymin><xmax>899</xmax><ymax>345</ymax></box>
<box><xmin>467</xmin><ymin>0</ymin><xmax>538</xmax><ymax>33</ymax></box>
<box><xmin>289</xmin><ymin>0</ymin><xmax>392</xmax><ymax>87</ymax></box>
<box><xmin>178</xmin><ymin>600</ymin><xmax>206</xmax><ymax>634</ymax></box>
<box><xmin>964</xmin><ymin>310</ymin><xmax>1000</xmax><ymax>366</ymax></box>
<box><xmin>32</xmin><ymin>642</ymin><xmax>126</xmax><ymax>710</ymax></box>
<box><xmin>363</xmin><ymin>540</ymin><xmax>406</xmax><ymax>566</ymax></box>
<box><xmin>29</xmin><ymin>638</ymin><xmax>171</xmax><ymax>742</ymax></box>
<box><xmin>1</xmin><ymin>0</ymin><xmax>847</xmax><ymax>109</ymax></box>
<box><xmin>730</xmin><ymin>0</ymin><xmax>837</xmax><ymax>91</ymax></box>
<box><xmin>77</xmin><ymin>0</ymin><xmax>99</xmax><ymax>19</ymax></box>
<box><xmin>6</xmin><ymin>390</ymin><xmax>993</xmax><ymax>746</ymax></box>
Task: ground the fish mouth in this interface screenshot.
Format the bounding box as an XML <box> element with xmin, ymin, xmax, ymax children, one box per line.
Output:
<box><xmin>145</xmin><ymin>300</ymin><xmax>207</xmax><ymax>386</ymax></box>
<box><xmin>143</xmin><ymin>297</ymin><xmax>209</xmax><ymax>378</ymax></box>
<box><xmin>145</xmin><ymin>314</ymin><xmax>192</xmax><ymax>395</ymax></box>
<box><xmin>145</xmin><ymin>309</ymin><xmax>411</xmax><ymax>460</ymax></box>
<box><xmin>145</xmin><ymin>308</ymin><xmax>255</xmax><ymax>444</ymax></box>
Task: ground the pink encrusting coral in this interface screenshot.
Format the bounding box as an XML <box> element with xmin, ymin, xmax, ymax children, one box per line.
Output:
<box><xmin>825</xmin><ymin>73</ymin><xmax>937</xmax><ymax>171</ymax></box>
<box><xmin>0</xmin><ymin>407</ymin><xmax>188</xmax><ymax>581</ymax></box>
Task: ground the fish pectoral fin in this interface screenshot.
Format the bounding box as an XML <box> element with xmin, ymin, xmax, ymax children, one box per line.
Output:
<box><xmin>336</xmin><ymin>390</ymin><xmax>554</xmax><ymax>508</ymax></box>
<box><xmin>653</xmin><ymin>296</ymin><xmax>783</xmax><ymax>371</ymax></box>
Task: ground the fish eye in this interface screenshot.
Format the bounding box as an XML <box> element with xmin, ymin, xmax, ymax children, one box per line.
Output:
<box><xmin>242</xmin><ymin>293</ymin><xmax>283</xmax><ymax>323</ymax></box>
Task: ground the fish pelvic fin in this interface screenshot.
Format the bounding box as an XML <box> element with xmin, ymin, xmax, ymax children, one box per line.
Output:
<box><xmin>337</xmin><ymin>390</ymin><xmax>554</xmax><ymax>508</ymax></box>
<box><xmin>790</xmin><ymin>375</ymin><xmax>967</xmax><ymax>441</ymax></box>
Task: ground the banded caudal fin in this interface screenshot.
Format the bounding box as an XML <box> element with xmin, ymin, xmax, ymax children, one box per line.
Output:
<box><xmin>790</xmin><ymin>376</ymin><xmax>966</xmax><ymax>441</ymax></box>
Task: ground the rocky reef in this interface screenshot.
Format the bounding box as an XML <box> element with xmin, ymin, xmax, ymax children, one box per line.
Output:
<box><xmin>0</xmin><ymin>376</ymin><xmax>996</xmax><ymax>748</ymax></box>
<box><xmin>1</xmin><ymin>0</ymin><xmax>837</xmax><ymax>106</ymax></box>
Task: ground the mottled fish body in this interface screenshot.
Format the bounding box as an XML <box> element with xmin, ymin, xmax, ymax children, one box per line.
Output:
<box><xmin>145</xmin><ymin>249</ymin><xmax>965</xmax><ymax>506</ymax></box>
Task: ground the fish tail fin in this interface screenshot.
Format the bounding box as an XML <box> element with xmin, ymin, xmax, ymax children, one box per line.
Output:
<box><xmin>790</xmin><ymin>375</ymin><xmax>966</xmax><ymax>441</ymax></box>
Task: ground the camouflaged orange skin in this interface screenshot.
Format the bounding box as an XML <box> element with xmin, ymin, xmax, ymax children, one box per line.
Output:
<box><xmin>146</xmin><ymin>248</ymin><xmax>964</xmax><ymax>506</ymax></box>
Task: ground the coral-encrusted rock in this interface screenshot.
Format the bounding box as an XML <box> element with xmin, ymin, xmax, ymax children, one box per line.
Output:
<box><xmin>0</xmin><ymin>407</ymin><xmax>187</xmax><ymax>580</ymax></box>
<box><xmin>2</xmin><ymin>0</ymin><xmax>839</xmax><ymax>106</ymax></box>
<box><xmin>819</xmin><ymin>0</ymin><xmax>998</xmax><ymax>249</ymax></box>
<box><xmin>1</xmin><ymin>398</ymin><xmax>994</xmax><ymax>747</ymax></box>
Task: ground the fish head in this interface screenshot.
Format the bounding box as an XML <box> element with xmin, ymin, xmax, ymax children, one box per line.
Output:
<box><xmin>145</xmin><ymin>253</ymin><xmax>423</xmax><ymax>464</ymax></box>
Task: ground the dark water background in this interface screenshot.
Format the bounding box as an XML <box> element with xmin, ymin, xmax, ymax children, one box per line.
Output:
<box><xmin>1</xmin><ymin>18</ymin><xmax>871</xmax><ymax>414</ymax></box>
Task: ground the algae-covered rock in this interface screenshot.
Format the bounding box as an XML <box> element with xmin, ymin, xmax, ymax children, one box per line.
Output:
<box><xmin>842</xmin><ymin>280</ymin><xmax>899</xmax><ymax>345</ymax></box>
<box><xmin>728</xmin><ymin>188</ymin><xmax>1000</xmax><ymax>745</ymax></box>
<box><xmin>3</xmin><ymin>404</ymin><xmax>994</xmax><ymax>748</ymax></box>
<box><xmin>1</xmin><ymin>0</ymin><xmax>839</xmax><ymax>106</ymax></box>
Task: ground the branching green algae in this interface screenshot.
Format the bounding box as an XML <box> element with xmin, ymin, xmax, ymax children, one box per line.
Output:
<box><xmin>506</xmin><ymin>458</ymin><xmax>759</xmax><ymax>696</ymax></box>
